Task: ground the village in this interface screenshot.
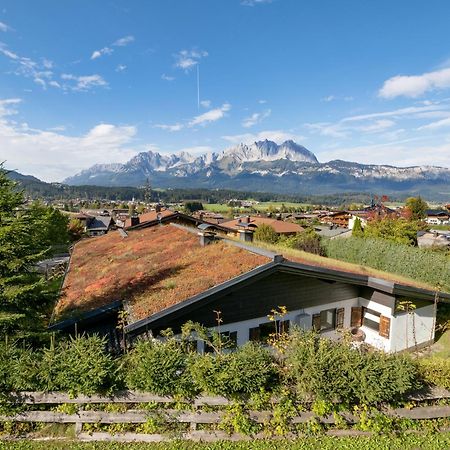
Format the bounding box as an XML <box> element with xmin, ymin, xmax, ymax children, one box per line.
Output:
<box><xmin>3</xmin><ymin>168</ymin><xmax>450</xmax><ymax>446</ymax></box>
<box><xmin>2</xmin><ymin>1</ymin><xmax>450</xmax><ymax>448</ymax></box>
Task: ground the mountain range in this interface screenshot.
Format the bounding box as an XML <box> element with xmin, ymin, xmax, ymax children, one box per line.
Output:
<box><xmin>63</xmin><ymin>140</ymin><xmax>450</xmax><ymax>200</ymax></box>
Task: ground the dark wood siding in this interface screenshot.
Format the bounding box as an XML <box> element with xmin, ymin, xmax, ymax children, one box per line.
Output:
<box><xmin>152</xmin><ymin>271</ymin><xmax>360</xmax><ymax>334</ymax></box>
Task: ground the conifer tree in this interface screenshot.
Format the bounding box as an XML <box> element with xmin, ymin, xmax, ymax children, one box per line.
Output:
<box><xmin>0</xmin><ymin>165</ymin><xmax>53</xmax><ymax>340</ymax></box>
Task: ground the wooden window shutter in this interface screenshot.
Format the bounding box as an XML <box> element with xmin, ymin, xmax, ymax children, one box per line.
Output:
<box><xmin>379</xmin><ymin>315</ymin><xmax>391</xmax><ymax>338</ymax></box>
<box><xmin>249</xmin><ymin>327</ymin><xmax>261</xmax><ymax>341</ymax></box>
<box><xmin>350</xmin><ymin>306</ymin><xmax>363</xmax><ymax>327</ymax></box>
<box><xmin>336</xmin><ymin>308</ymin><xmax>345</xmax><ymax>329</ymax></box>
<box><xmin>312</xmin><ymin>313</ymin><xmax>321</xmax><ymax>331</ymax></box>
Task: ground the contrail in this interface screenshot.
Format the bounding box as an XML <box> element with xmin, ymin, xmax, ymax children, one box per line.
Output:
<box><xmin>197</xmin><ymin>64</ymin><xmax>200</xmax><ymax>110</ymax></box>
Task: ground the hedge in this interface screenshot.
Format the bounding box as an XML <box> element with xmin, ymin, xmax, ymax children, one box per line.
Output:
<box><xmin>1</xmin><ymin>329</ymin><xmax>443</xmax><ymax>405</ymax></box>
<box><xmin>323</xmin><ymin>237</ymin><xmax>450</xmax><ymax>292</ymax></box>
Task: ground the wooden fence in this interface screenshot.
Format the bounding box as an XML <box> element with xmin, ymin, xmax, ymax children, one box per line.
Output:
<box><xmin>1</xmin><ymin>389</ymin><xmax>450</xmax><ymax>442</ymax></box>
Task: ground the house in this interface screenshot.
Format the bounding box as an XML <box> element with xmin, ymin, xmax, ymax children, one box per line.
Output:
<box><xmin>418</xmin><ymin>230</ymin><xmax>450</xmax><ymax>249</ymax></box>
<box><xmin>85</xmin><ymin>215</ymin><xmax>115</xmax><ymax>236</ymax></box>
<box><xmin>314</xmin><ymin>225</ymin><xmax>353</xmax><ymax>239</ymax></box>
<box><xmin>51</xmin><ymin>223</ymin><xmax>450</xmax><ymax>353</ymax></box>
<box><xmin>425</xmin><ymin>210</ymin><xmax>450</xmax><ymax>225</ymax></box>
<box><xmin>123</xmin><ymin>208</ymin><xmax>233</xmax><ymax>234</ymax></box>
<box><xmin>320</xmin><ymin>211</ymin><xmax>351</xmax><ymax>228</ymax></box>
<box><xmin>220</xmin><ymin>215</ymin><xmax>304</xmax><ymax>236</ymax></box>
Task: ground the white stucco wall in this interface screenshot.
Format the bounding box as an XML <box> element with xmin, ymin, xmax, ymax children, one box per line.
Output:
<box><xmin>358</xmin><ymin>297</ymin><xmax>392</xmax><ymax>352</ymax></box>
<box><xmin>390</xmin><ymin>304</ymin><xmax>435</xmax><ymax>352</ymax></box>
<box><xmin>210</xmin><ymin>298</ymin><xmax>360</xmax><ymax>348</ymax></box>
<box><xmin>199</xmin><ymin>297</ymin><xmax>435</xmax><ymax>354</ymax></box>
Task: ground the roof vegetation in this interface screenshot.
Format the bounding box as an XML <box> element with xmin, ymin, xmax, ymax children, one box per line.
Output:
<box><xmin>55</xmin><ymin>225</ymin><xmax>269</xmax><ymax>322</ymax></box>
<box><xmin>250</xmin><ymin>240</ymin><xmax>440</xmax><ymax>292</ymax></box>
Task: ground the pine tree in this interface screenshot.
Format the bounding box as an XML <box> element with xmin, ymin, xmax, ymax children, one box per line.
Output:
<box><xmin>0</xmin><ymin>165</ymin><xmax>54</xmax><ymax>340</ymax></box>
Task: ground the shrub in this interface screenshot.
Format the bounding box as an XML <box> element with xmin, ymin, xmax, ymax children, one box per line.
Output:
<box><xmin>416</xmin><ymin>357</ymin><xmax>450</xmax><ymax>390</ymax></box>
<box><xmin>284</xmin><ymin>229</ymin><xmax>325</xmax><ymax>256</ymax></box>
<box><xmin>189</xmin><ymin>342</ymin><xmax>278</xmax><ymax>397</ymax></box>
<box><xmin>254</xmin><ymin>224</ymin><xmax>279</xmax><ymax>244</ymax></box>
<box><xmin>124</xmin><ymin>339</ymin><xmax>196</xmax><ymax>397</ymax></box>
<box><xmin>38</xmin><ymin>335</ymin><xmax>118</xmax><ymax>395</ymax></box>
<box><xmin>284</xmin><ymin>331</ymin><xmax>418</xmax><ymax>405</ymax></box>
<box><xmin>0</xmin><ymin>342</ymin><xmax>40</xmax><ymax>392</ymax></box>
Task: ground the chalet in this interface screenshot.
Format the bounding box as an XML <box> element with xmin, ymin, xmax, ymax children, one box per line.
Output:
<box><xmin>425</xmin><ymin>210</ymin><xmax>450</xmax><ymax>225</ymax></box>
<box><xmin>123</xmin><ymin>208</ymin><xmax>233</xmax><ymax>234</ymax></box>
<box><xmin>51</xmin><ymin>223</ymin><xmax>449</xmax><ymax>353</ymax></box>
<box><xmin>220</xmin><ymin>215</ymin><xmax>304</xmax><ymax>236</ymax></box>
<box><xmin>347</xmin><ymin>204</ymin><xmax>398</xmax><ymax>230</ymax></box>
<box><xmin>319</xmin><ymin>211</ymin><xmax>350</xmax><ymax>228</ymax></box>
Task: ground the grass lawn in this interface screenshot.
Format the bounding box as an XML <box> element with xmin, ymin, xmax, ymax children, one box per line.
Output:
<box><xmin>204</xmin><ymin>202</ymin><xmax>309</xmax><ymax>214</ymax></box>
<box><xmin>2</xmin><ymin>434</ymin><xmax>450</xmax><ymax>450</ymax></box>
<box><xmin>429</xmin><ymin>304</ymin><xmax>450</xmax><ymax>358</ymax></box>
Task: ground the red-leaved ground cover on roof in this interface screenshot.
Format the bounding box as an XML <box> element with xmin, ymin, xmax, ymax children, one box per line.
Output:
<box><xmin>55</xmin><ymin>225</ymin><xmax>269</xmax><ymax>322</ymax></box>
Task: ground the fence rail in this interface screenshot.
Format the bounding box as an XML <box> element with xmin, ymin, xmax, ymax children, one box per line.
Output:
<box><xmin>1</xmin><ymin>389</ymin><xmax>449</xmax><ymax>442</ymax></box>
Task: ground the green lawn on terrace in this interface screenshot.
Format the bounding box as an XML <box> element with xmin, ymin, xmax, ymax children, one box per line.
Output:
<box><xmin>2</xmin><ymin>433</ymin><xmax>450</xmax><ymax>450</ymax></box>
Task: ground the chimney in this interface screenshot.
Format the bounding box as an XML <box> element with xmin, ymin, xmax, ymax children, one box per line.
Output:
<box><xmin>198</xmin><ymin>231</ymin><xmax>216</xmax><ymax>246</ymax></box>
<box><xmin>238</xmin><ymin>229</ymin><xmax>253</xmax><ymax>242</ymax></box>
<box><xmin>130</xmin><ymin>216</ymin><xmax>140</xmax><ymax>227</ymax></box>
<box><xmin>155</xmin><ymin>204</ymin><xmax>162</xmax><ymax>213</ymax></box>
<box><xmin>241</xmin><ymin>216</ymin><xmax>250</xmax><ymax>224</ymax></box>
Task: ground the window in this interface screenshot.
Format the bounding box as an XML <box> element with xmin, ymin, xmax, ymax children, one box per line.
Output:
<box><xmin>312</xmin><ymin>308</ymin><xmax>336</xmax><ymax>332</ymax></box>
<box><xmin>362</xmin><ymin>307</ymin><xmax>381</xmax><ymax>332</ymax></box>
<box><xmin>361</xmin><ymin>307</ymin><xmax>391</xmax><ymax>338</ymax></box>
<box><xmin>320</xmin><ymin>308</ymin><xmax>336</xmax><ymax>331</ymax></box>
<box><xmin>204</xmin><ymin>331</ymin><xmax>237</xmax><ymax>353</ymax></box>
<box><xmin>249</xmin><ymin>320</ymin><xmax>289</xmax><ymax>343</ymax></box>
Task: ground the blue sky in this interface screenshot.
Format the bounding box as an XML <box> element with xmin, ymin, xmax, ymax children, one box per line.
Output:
<box><xmin>2</xmin><ymin>0</ymin><xmax>450</xmax><ymax>181</ymax></box>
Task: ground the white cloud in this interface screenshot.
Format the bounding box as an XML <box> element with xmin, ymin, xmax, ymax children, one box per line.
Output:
<box><xmin>0</xmin><ymin>98</ymin><xmax>21</xmax><ymax>117</ymax></box>
<box><xmin>0</xmin><ymin>99</ymin><xmax>138</xmax><ymax>181</ymax></box>
<box><xmin>0</xmin><ymin>21</ymin><xmax>11</xmax><ymax>32</ymax></box>
<box><xmin>258</xmin><ymin>99</ymin><xmax>267</xmax><ymax>104</ymax></box>
<box><xmin>189</xmin><ymin>103</ymin><xmax>230</xmax><ymax>126</ymax></box>
<box><xmin>318</xmin><ymin>139</ymin><xmax>450</xmax><ymax>168</ymax></box>
<box><xmin>115</xmin><ymin>64</ymin><xmax>127</xmax><ymax>72</ymax></box>
<box><xmin>222</xmin><ymin>130</ymin><xmax>305</xmax><ymax>145</ymax></box>
<box><xmin>321</xmin><ymin>95</ymin><xmax>354</xmax><ymax>102</ymax></box>
<box><xmin>341</xmin><ymin>104</ymin><xmax>447</xmax><ymax>122</ymax></box>
<box><xmin>0</xmin><ymin>43</ymin><xmax>19</xmax><ymax>60</ymax></box>
<box><xmin>174</xmin><ymin>49</ymin><xmax>208</xmax><ymax>71</ymax></box>
<box><xmin>161</xmin><ymin>73</ymin><xmax>175</xmax><ymax>81</ymax></box>
<box><xmin>61</xmin><ymin>73</ymin><xmax>107</xmax><ymax>91</ymax></box>
<box><xmin>90</xmin><ymin>35</ymin><xmax>134</xmax><ymax>60</ymax></box>
<box><xmin>113</xmin><ymin>35</ymin><xmax>135</xmax><ymax>47</ymax></box>
<box><xmin>242</xmin><ymin>109</ymin><xmax>271</xmax><ymax>128</ymax></box>
<box><xmin>90</xmin><ymin>47</ymin><xmax>113</xmax><ymax>60</ymax></box>
<box><xmin>241</xmin><ymin>0</ymin><xmax>273</xmax><ymax>6</ymax></box>
<box><xmin>154</xmin><ymin>123</ymin><xmax>184</xmax><ymax>132</ymax></box>
<box><xmin>200</xmin><ymin>99</ymin><xmax>211</xmax><ymax>108</ymax></box>
<box><xmin>379</xmin><ymin>67</ymin><xmax>450</xmax><ymax>99</ymax></box>
<box><xmin>418</xmin><ymin>117</ymin><xmax>450</xmax><ymax>131</ymax></box>
<box><xmin>304</xmin><ymin>122</ymin><xmax>348</xmax><ymax>138</ymax></box>
<box><xmin>358</xmin><ymin>119</ymin><xmax>395</xmax><ymax>133</ymax></box>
